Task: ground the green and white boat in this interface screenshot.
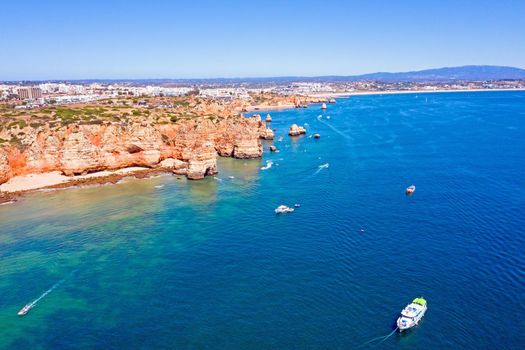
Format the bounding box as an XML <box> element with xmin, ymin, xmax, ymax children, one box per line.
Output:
<box><xmin>397</xmin><ymin>297</ymin><xmax>427</xmax><ymax>331</ymax></box>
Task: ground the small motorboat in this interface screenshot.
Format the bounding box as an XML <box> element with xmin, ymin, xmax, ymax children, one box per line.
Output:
<box><xmin>406</xmin><ymin>185</ymin><xmax>416</xmax><ymax>195</ymax></box>
<box><xmin>275</xmin><ymin>205</ymin><xmax>294</xmax><ymax>214</ymax></box>
<box><xmin>18</xmin><ymin>303</ymin><xmax>34</xmax><ymax>316</ymax></box>
<box><xmin>321</xmin><ymin>103</ymin><xmax>327</xmax><ymax>110</ymax></box>
<box><xmin>397</xmin><ymin>297</ymin><xmax>427</xmax><ymax>332</ymax></box>
<box><xmin>294</xmin><ymin>203</ymin><xmax>301</xmax><ymax>208</ymax></box>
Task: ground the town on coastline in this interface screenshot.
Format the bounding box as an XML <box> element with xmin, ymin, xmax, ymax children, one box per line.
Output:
<box><xmin>2</xmin><ymin>78</ymin><xmax>525</xmax><ymax>107</ymax></box>
<box><xmin>1</xmin><ymin>76</ymin><xmax>525</xmax><ymax>204</ymax></box>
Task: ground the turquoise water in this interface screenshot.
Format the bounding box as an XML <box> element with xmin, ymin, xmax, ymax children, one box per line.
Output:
<box><xmin>1</xmin><ymin>91</ymin><xmax>524</xmax><ymax>349</ymax></box>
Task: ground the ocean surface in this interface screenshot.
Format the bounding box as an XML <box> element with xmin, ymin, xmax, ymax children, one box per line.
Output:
<box><xmin>1</xmin><ymin>91</ymin><xmax>524</xmax><ymax>349</ymax></box>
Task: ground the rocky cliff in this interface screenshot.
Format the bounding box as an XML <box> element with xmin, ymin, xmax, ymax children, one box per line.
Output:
<box><xmin>0</xmin><ymin>114</ymin><xmax>267</xmax><ymax>184</ymax></box>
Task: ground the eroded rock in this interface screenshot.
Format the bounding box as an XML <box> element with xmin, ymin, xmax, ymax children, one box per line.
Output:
<box><xmin>289</xmin><ymin>124</ymin><xmax>307</xmax><ymax>136</ymax></box>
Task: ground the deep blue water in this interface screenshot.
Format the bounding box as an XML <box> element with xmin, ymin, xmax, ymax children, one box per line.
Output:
<box><xmin>1</xmin><ymin>91</ymin><xmax>524</xmax><ymax>349</ymax></box>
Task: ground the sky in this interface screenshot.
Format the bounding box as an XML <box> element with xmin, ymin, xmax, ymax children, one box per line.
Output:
<box><xmin>1</xmin><ymin>0</ymin><xmax>524</xmax><ymax>80</ymax></box>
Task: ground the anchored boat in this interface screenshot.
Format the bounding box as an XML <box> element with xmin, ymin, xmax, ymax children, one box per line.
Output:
<box><xmin>396</xmin><ymin>297</ymin><xmax>427</xmax><ymax>332</ymax></box>
<box><xmin>406</xmin><ymin>185</ymin><xmax>416</xmax><ymax>195</ymax></box>
<box><xmin>275</xmin><ymin>205</ymin><xmax>294</xmax><ymax>214</ymax></box>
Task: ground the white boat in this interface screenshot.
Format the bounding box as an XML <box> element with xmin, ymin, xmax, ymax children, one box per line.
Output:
<box><xmin>321</xmin><ymin>103</ymin><xmax>327</xmax><ymax>110</ymax></box>
<box><xmin>397</xmin><ymin>297</ymin><xmax>427</xmax><ymax>332</ymax></box>
<box><xmin>275</xmin><ymin>205</ymin><xmax>294</xmax><ymax>214</ymax></box>
<box><xmin>18</xmin><ymin>302</ymin><xmax>34</xmax><ymax>316</ymax></box>
<box><xmin>406</xmin><ymin>185</ymin><xmax>416</xmax><ymax>195</ymax></box>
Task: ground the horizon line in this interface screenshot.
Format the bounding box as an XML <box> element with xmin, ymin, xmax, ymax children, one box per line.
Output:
<box><xmin>2</xmin><ymin>65</ymin><xmax>525</xmax><ymax>83</ymax></box>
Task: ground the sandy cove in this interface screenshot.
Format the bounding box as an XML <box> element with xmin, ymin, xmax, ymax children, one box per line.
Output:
<box><xmin>0</xmin><ymin>167</ymin><xmax>172</xmax><ymax>204</ymax></box>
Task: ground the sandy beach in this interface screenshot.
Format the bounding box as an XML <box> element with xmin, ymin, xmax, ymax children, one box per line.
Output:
<box><xmin>0</xmin><ymin>167</ymin><xmax>154</xmax><ymax>196</ymax></box>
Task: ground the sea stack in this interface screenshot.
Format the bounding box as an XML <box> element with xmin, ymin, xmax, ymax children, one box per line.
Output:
<box><xmin>289</xmin><ymin>124</ymin><xmax>307</xmax><ymax>136</ymax></box>
<box><xmin>266</xmin><ymin>114</ymin><xmax>272</xmax><ymax>122</ymax></box>
<box><xmin>259</xmin><ymin>127</ymin><xmax>275</xmax><ymax>140</ymax></box>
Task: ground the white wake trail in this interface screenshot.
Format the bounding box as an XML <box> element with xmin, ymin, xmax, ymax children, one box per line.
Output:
<box><xmin>317</xmin><ymin>115</ymin><xmax>352</xmax><ymax>141</ymax></box>
<box><xmin>18</xmin><ymin>270</ymin><xmax>76</xmax><ymax>316</ymax></box>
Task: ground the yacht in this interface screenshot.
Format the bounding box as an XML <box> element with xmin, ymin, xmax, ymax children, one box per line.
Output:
<box><xmin>396</xmin><ymin>297</ymin><xmax>427</xmax><ymax>331</ymax></box>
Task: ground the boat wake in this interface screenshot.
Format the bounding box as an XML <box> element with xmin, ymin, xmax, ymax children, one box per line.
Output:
<box><xmin>312</xmin><ymin>163</ymin><xmax>329</xmax><ymax>175</ymax></box>
<box><xmin>261</xmin><ymin>161</ymin><xmax>273</xmax><ymax>170</ymax></box>
<box><xmin>18</xmin><ymin>272</ymin><xmax>74</xmax><ymax>316</ymax></box>
<box><xmin>300</xmin><ymin>163</ymin><xmax>330</xmax><ymax>182</ymax></box>
<box><xmin>317</xmin><ymin>115</ymin><xmax>352</xmax><ymax>141</ymax></box>
<box><xmin>357</xmin><ymin>327</ymin><xmax>398</xmax><ymax>348</ymax></box>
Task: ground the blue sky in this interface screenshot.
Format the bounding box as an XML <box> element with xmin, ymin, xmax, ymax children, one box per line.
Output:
<box><xmin>1</xmin><ymin>0</ymin><xmax>524</xmax><ymax>80</ymax></box>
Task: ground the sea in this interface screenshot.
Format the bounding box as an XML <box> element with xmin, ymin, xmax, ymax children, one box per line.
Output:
<box><xmin>1</xmin><ymin>91</ymin><xmax>524</xmax><ymax>349</ymax></box>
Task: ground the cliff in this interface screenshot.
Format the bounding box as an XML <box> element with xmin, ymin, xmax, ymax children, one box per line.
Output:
<box><xmin>0</xmin><ymin>114</ymin><xmax>267</xmax><ymax>184</ymax></box>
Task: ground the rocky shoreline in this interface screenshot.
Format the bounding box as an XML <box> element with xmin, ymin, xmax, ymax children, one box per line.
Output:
<box><xmin>0</xmin><ymin>92</ymin><xmax>330</xmax><ymax>204</ymax></box>
<box><xmin>0</xmin><ymin>113</ymin><xmax>275</xmax><ymax>198</ymax></box>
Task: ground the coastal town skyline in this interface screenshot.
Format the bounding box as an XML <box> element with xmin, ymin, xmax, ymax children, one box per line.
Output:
<box><xmin>1</xmin><ymin>0</ymin><xmax>524</xmax><ymax>80</ymax></box>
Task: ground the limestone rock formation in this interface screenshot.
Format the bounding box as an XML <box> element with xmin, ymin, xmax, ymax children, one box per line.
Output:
<box><xmin>289</xmin><ymin>124</ymin><xmax>307</xmax><ymax>136</ymax></box>
<box><xmin>0</xmin><ymin>114</ymin><xmax>263</xmax><ymax>185</ymax></box>
<box><xmin>259</xmin><ymin>127</ymin><xmax>275</xmax><ymax>140</ymax></box>
<box><xmin>0</xmin><ymin>150</ymin><xmax>10</xmax><ymax>184</ymax></box>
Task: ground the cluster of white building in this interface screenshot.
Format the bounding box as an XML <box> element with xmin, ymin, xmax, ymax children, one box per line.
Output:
<box><xmin>116</xmin><ymin>85</ymin><xmax>193</xmax><ymax>97</ymax></box>
<box><xmin>198</xmin><ymin>87</ymin><xmax>251</xmax><ymax>99</ymax></box>
<box><xmin>272</xmin><ymin>82</ymin><xmax>336</xmax><ymax>95</ymax></box>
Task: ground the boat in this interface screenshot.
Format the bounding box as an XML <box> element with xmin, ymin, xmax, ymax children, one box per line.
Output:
<box><xmin>18</xmin><ymin>302</ymin><xmax>34</xmax><ymax>316</ymax></box>
<box><xmin>275</xmin><ymin>205</ymin><xmax>294</xmax><ymax>214</ymax></box>
<box><xmin>396</xmin><ymin>297</ymin><xmax>427</xmax><ymax>332</ymax></box>
<box><xmin>321</xmin><ymin>103</ymin><xmax>327</xmax><ymax>110</ymax></box>
<box><xmin>406</xmin><ymin>185</ymin><xmax>416</xmax><ymax>195</ymax></box>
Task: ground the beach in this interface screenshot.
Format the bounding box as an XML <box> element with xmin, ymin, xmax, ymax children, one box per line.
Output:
<box><xmin>0</xmin><ymin>167</ymin><xmax>164</xmax><ymax>204</ymax></box>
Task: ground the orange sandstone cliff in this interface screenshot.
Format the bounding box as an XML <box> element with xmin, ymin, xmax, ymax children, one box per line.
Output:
<box><xmin>0</xmin><ymin>114</ymin><xmax>271</xmax><ymax>183</ymax></box>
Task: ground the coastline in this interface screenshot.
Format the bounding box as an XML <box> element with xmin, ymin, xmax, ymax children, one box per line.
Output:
<box><xmin>0</xmin><ymin>167</ymin><xmax>172</xmax><ymax>205</ymax></box>
<box><xmin>311</xmin><ymin>87</ymin><xmax>525</xmax><ymax>98</ymax></box>
<box><xmin>2</xmin><ymin>87</ymin><xmax>523</xmax><ymax>206</ymax></box>
<box><xmin>240</xmin><ymin>103</ymin><xmax>297</xmax><ymax>112</ymax></box>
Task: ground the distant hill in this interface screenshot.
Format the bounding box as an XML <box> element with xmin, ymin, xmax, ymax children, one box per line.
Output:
<box><xmin>6</xmin><ymin>65</ymin><xmax>525</xmax><ymax>85</ymax></box>
<box><xmin>346</xmin><ymin>65</ymin><xmax>525</xmax><ymax>82</ymax></box>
